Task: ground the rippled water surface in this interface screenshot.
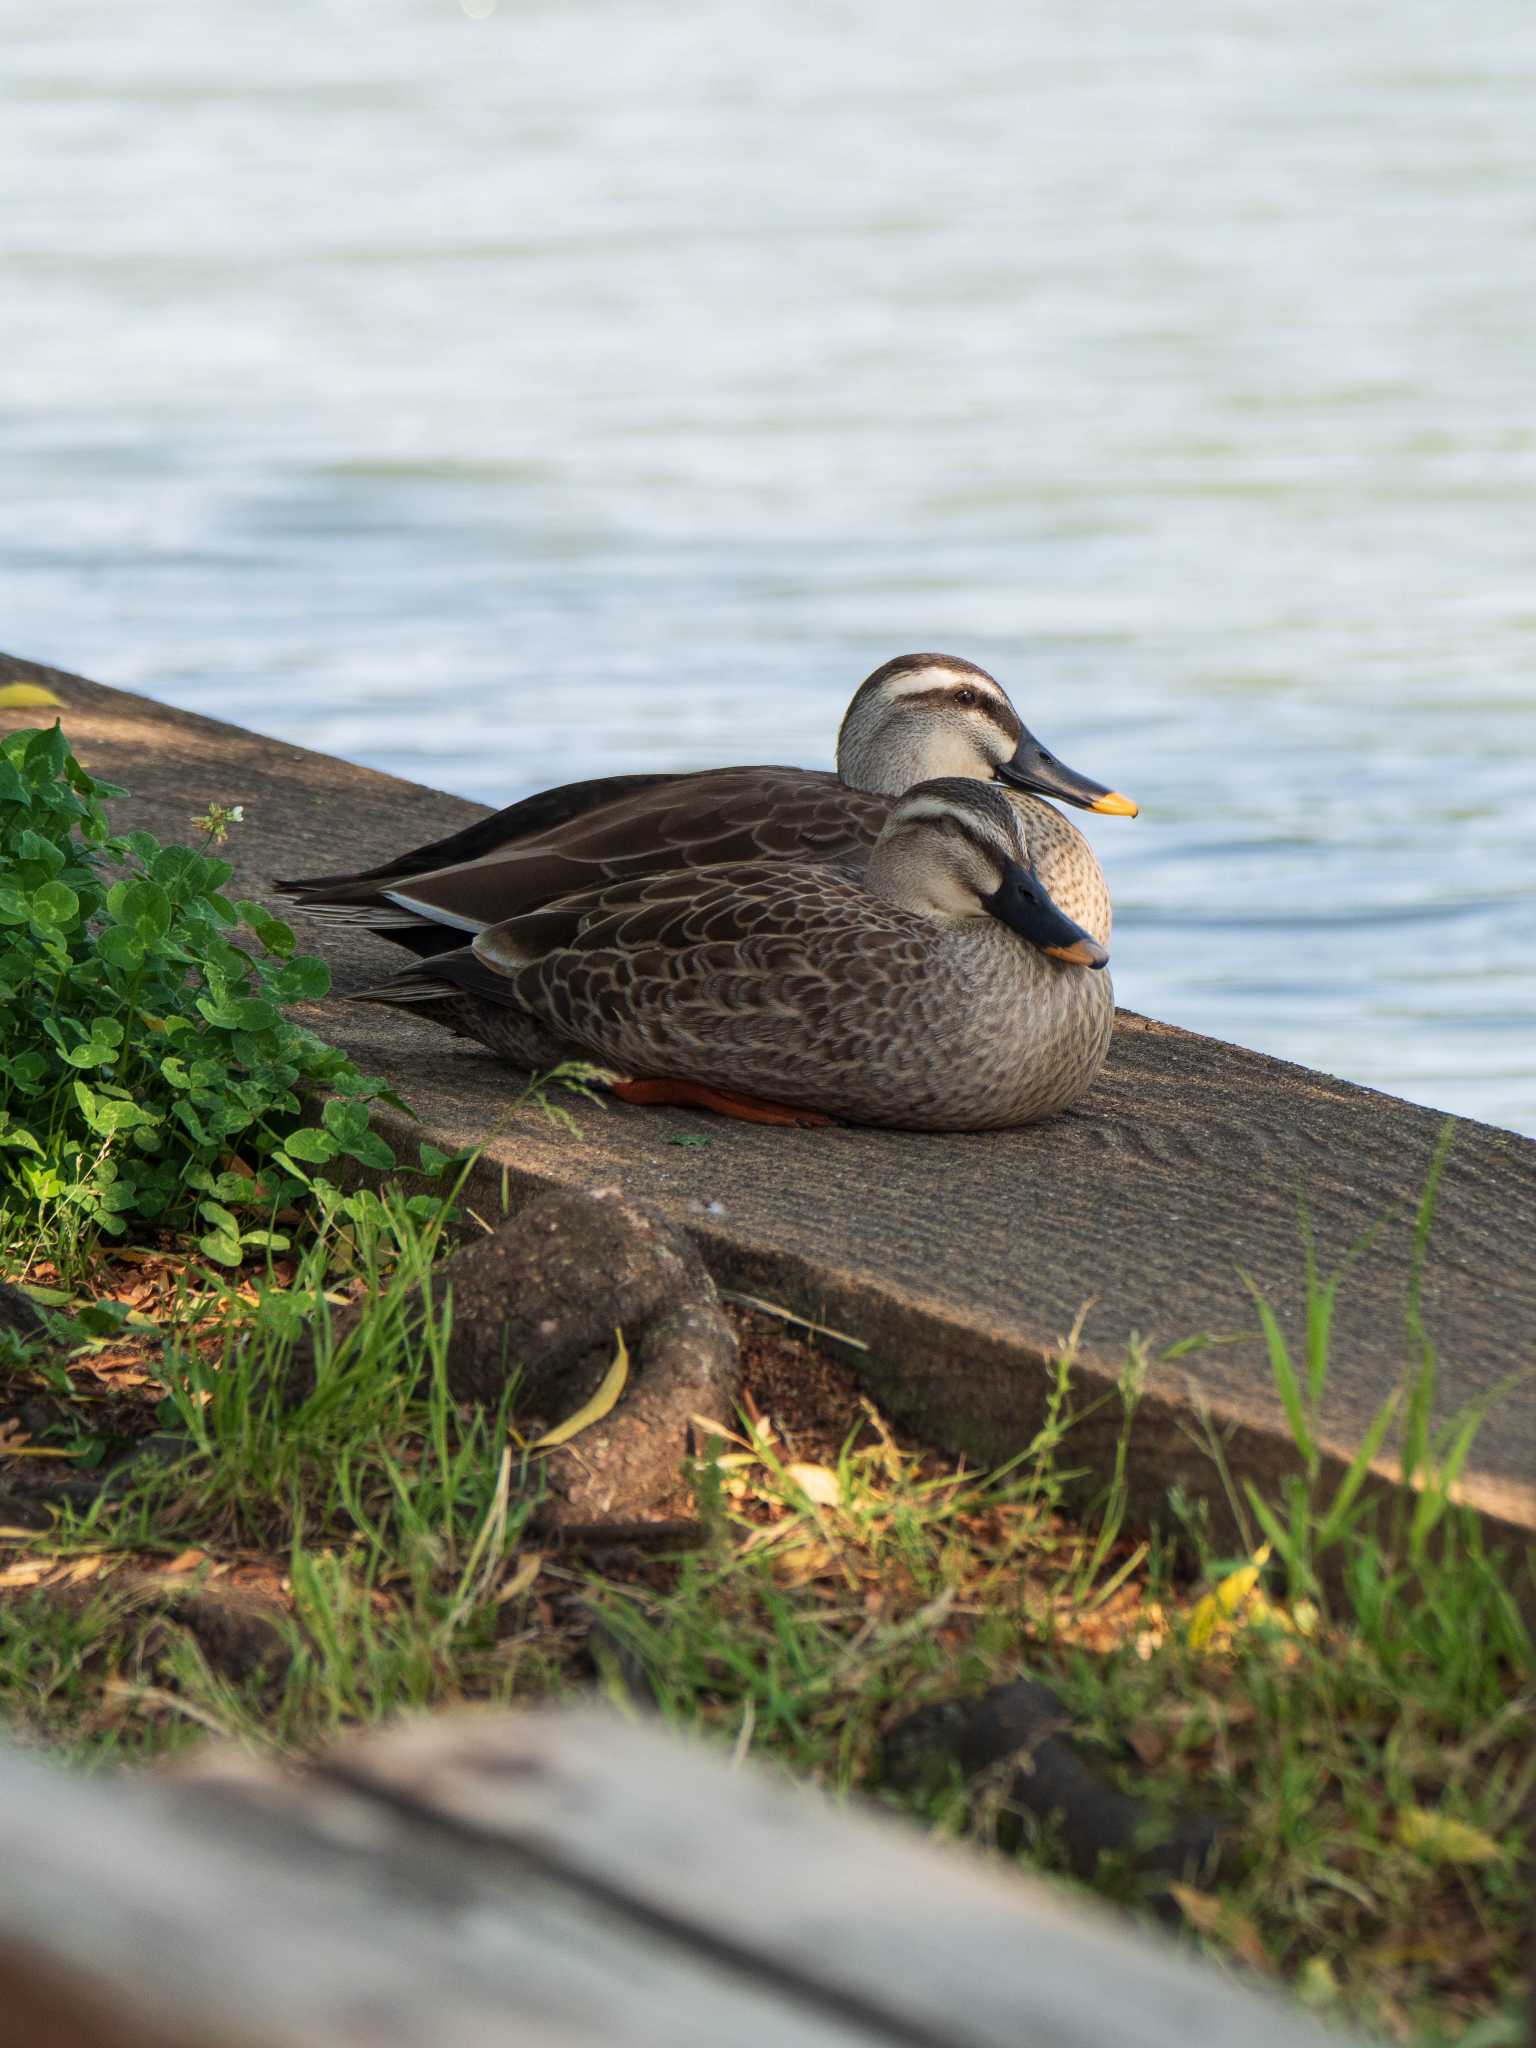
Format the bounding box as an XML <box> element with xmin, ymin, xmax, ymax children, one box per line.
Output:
<box><xmin>5</xmin><ymin>0</ymin><xmax>1535</xmax><ymax>1132</ymax></box>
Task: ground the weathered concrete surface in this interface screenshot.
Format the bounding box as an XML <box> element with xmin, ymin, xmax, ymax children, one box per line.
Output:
<box><xmin>6</xmin><ymin>652</ymin><xmax>1534</xmax><ymax>1556</ymax></box>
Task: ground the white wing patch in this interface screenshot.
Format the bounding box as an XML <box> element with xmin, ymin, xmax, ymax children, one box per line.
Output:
<box><xmin>381</xmin><ymin>887</ymin><xmax>488</xmax><ymax>934</ymax></box>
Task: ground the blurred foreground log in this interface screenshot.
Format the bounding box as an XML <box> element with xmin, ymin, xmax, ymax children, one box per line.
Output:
<box><xmin>0</xmin><ymin>1706</ymin><xmax>1349</xmax><ymax>2048</ymax></box>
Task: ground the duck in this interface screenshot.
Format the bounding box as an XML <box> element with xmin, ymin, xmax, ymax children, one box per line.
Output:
<box><xmin>275</xmin><ymin>653</ymin><xmax>1136</xmax><ymax>957</ymax></box>
<box><xmin>354</xmin><ymin>778</ymin><xmax>1116</xmax><ymax>1132</ymax></box>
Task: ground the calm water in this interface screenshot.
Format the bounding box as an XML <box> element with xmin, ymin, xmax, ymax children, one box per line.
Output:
<box><xmin>5</xmin><ymin>0</ymin><xmax>1535</xmax><ymax>1133</ymax></box>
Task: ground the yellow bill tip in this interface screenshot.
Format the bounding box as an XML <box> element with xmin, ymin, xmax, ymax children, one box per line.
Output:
<box><xmin>1090</xmin><ymin>789</ymin><xmax>1139</xmax><ymax>818</ymax></box>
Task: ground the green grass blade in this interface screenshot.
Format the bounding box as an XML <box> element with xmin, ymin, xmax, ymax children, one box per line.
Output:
<box><xmin>1241</xmin><ymin>1270</ymin><xmax>1315</xmax><ymax>1472</ymax></box>
<box><xmin>1408</xmin><ymin>1403</ymin><xmax>1486</xmax><ymax>1560</ymax></box>
<box><xmin>1316</xmin><ymin>1389</ymin><xmax>1400</xmax><ymax>1551</ymax></box>
<box><xmin>1242</xmin><ymin>1479</ymin><xmax>1295</xmax><ymax>1573</ymax></box>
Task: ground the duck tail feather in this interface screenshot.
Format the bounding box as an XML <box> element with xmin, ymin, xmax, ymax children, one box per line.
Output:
<box><xmin>275</xmin><ymin>896</ymin><xmax>425</xmax><ymax>928</ymax></box>
<box><xmin>274</xmin><ymin>891</ymin><xmax>472</xmax><ymax>958</ymax></box>
<box><xmin>351</xmin><ymin>946</ymin><xmax>523</xmax><ymax>1013</ymax></box>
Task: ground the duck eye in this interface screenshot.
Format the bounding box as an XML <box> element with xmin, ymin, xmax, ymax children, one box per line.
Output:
<box><xmin>954</xmin><ymin>688</ymin><xmax>977</xmax><ymax>708</ymax></box>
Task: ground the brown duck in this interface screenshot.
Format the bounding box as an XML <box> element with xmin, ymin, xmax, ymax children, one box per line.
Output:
<box><xmin>354</xmin><ymin>779</ymin><xmax>1116</xmax><ymax>1132</ymax></box>
<box><xmin>276</xmin><ymin>653</ymin><xmax>1136</xmax><ymax>961</ymax></box>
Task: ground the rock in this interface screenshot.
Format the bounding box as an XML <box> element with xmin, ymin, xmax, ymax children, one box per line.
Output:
<box><xmin>427</xmin><ymin>1185</ymin><xmax>715</xmax><ymax>1407</ymax></box>
<box><xmin>880</xmin><ymin>1674</ymin><xmax>1232</xmax><ymax>1915</ymax></box>
<box><xmin>0</xmin><ymin>1280</ymin><xmax>47</xmax><ymax>1344</ymax></box>
<box><xmin>157</xmin><ymin>1584</ymin><xmax>291</xmax><ymax>1683</ymax></box>
<box><xmin>284</xmin><ymin>1186</ymin><xmax>739</xmax><ymax>1523</ymax></box>
<box><xmin>547</xmin><ymin>1297</ymin><xmax>739</xmax><ymax>1522</ymax></box>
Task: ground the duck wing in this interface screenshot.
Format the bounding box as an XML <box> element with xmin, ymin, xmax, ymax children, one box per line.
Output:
<box><xmin>283</xmin><ymin>767</ymin><xmax>885</xmax><ymax>956</ymax></box>
<box><xmin>353</xmin><ymin>860</ymin><xmax>887</xmax><ymax>1012</ymax></box>
<box><xmin>275</xmin><ymin>771</ymin><xmax>676</xmax><ymax>894</ymax></box>
<box><xmin>453</xmin><ymin>858</ymin><xmax>943</xmax><ymax>1106</ymax></box>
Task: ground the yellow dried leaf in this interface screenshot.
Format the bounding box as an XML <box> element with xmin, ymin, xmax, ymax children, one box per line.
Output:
<box><xmin>688</xmin><ymin>1412</ymin><xmax>752</xmax><ymax>1452</ymax></box>
<box><xmin>1398</xmin><ymin>1807</ymin><xmax>1504</xmax><ymax>1865</ymax></box>
<box><xmin>529</xmin><ymin>1328</ymin><xmax>629</xmax><ymax>1449</ymax></box>
<box><xmin>57</xmin><ymin>1554</ymin><xmax>110</xmax><ymax>1585</ymax></box>
<box><xmin>1168</xmin><ymin>1885</ymin><xmax>1270</xmax><ymax>1971</ymax></box>
<box><xmin>1186</xmin><ymin>1543</ymin><xmax>1271</xmax><ymax>1651</ymax></box>
<box><xmin>1296</xmin><ymin>1956</ymin><xmax>1338</xmax><ymax>2006</ymax></box>
<box><xmin>162</xmin><ymin>1548</ymin><xmax>208</xmax><ymax>1576</ymax></box>
<box><xmin>496</xmin><ymin>1552</ymin><xmax>543</xmax><ymax>1603</ymax></box>
<box><xmin>1169</xmin><ymin>1883</ymin><xmax>1221</xmax><ymax>1934</ymax></box>
<box><xmin>1288</xmin><ymin>1597</ymin><xmax>1320</xmax><ymax>1637</ymax></box>
<box><xmin>0</xmin><ymin>1560</ymin><xmax>50</xmax><ymax>1589</ymax></box>
<box><xmin>779</xmin><ymin>1540</ymin><xmax>836</xmax><ymax>1587</ymax></box>
<box><xmin>784</xmin><ymin>1461</ymin><xmax>842</xmax><ymax>1506</ymax></box>
<box><xmin>0</xmin><ymin>680</ymin><xmax>63</xmax><ymax>709</ymax></box>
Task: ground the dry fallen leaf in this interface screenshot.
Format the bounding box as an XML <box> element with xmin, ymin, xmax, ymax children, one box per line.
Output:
<box><xmin>777</xmin><ymin>1538</ymin><xmax>837</xmax><ymax>1586</ymax></box>
<box><xmin>163</xmin><ymin>1549</ymin><xmax>209</xmax><ymax>1575</ymax></box>
<box><xmin>784</xmin><ymin>1461</ymin><xmax>842</xmax><ymax>1507</ymax></box>
<box><xmin>1170</xmin><ymin>1882</ymin><xmax>1223</xmax><ymax>1934</ymax></box>
<box><xmin>496</xmin><ymin>1552</ymin><xmax>543</xmax><ymax>1603</ymax></box>
<box><xmin>528</xmin><ymin>1328</ymin><xmax>629</xmax><ymax>1449</ymax></box>
<box><xmin>1186</xmin><ymin>1543</ymin><xmax>1271</xmax><ymax>1651</ymax></box>
<box><xmin>83</xmin><ymin>1360</ymin><xmax>153</xmax><ymax>1388</ymax></box>
<box><xmin>1296</xmin><ymin>1955</ymin><xmax>1339</xmax><ymax>2006</ymax></box>
<box><xmin>56</xmin><ymin>1554</ymin><xmax>111</xmax><ymax>1586</ymax></box>
<box><xmin>1398</xmin><ymin>1807</ymin><xmax>1505</xmax><ymax>1865</ymax></box>
<box><xmin>1169</xmin><ymin>1883</ymin><xmax>1272</xmax><ymax>1972</ymax></box>
<box><xmin>0</xmin><ymin>1559</ymin><xmax>51</xmax><ymax>1590</ymax></box>
<box><xmin>688</xmin><ymin>1413</ymin><xmax>759</xmax><ymax>1454</ymax></box>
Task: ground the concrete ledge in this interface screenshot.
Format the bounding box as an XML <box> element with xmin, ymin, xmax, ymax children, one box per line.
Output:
<box><xmin>5</xmin><ymin>652</ymin><xmax>1534</xmax><ymax>1559</ymax></box>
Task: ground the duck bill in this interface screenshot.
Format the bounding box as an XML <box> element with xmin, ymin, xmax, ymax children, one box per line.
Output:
<box><xmin>996</xmin><ymin>729</ymin><xmax>1138</xmax><ymax>817</ymax></box>
<box><xmin>985</xmin><ymin>860</ymin><xmax>1109</xmax><ymax>969</ymax></box>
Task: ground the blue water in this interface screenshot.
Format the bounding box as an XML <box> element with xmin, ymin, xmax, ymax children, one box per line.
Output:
<box><xmin>4</xmin><ymin>0</ymin><xmax>1534</xmax><ymax>1131</ymax></box>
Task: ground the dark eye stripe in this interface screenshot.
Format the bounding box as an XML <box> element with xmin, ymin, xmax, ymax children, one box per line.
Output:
<box><xmin>896</xmin><ymin>686</ymin><xmax>1019</xmax><ymax>740</ymax></box>
<box><xmin>896</xmin><ymin>795</ymin><xmax>1014</xmax><ymax>856</ymax></box>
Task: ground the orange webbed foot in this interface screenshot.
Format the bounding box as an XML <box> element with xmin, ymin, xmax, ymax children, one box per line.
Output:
<box><xmin>609</xmin><ymin>1077</ymin><xmax>834</xmax><ymax>1128</ymax></box>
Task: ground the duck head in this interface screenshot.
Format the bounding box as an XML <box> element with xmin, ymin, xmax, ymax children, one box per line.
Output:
<box><xmin>865</xmin><ymin>779</ymin><xmax>1110</xmax><ymax>968</ymax></box>
<box><xmin>836</xmin><ymin>652</ymin><xmax>1137</xmax><ymax>817</ymax></box>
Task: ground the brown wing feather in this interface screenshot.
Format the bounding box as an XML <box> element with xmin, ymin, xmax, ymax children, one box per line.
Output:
<box><xmin>474</xmin><ymin>857</ymin><xmax>880</xmax><ymax>965</ymax></box>
<box><xmin>373</xmin><ymin>769</ymin><xmax>885</xmax><ymax>932</ymax></box>
<box><xmin>274</xmin><ymin>771</ymin><xmax>680</xmax><ymax>894</ymax></box>
<box><xmin>473</xmin><ymin>860</ymin><xmax>941</xmax><ymax>1066</ymax></box>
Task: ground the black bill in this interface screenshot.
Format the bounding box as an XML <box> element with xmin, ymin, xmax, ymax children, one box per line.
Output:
<box><xmin>996</xmin><ymin>730</ymin><xmax>1138</xmax><ymax>817</ymax></box>
<box><xmin>985</xmin><ymin>860</ymin><xmax>1110</xmax><ymax>969</ymax></box>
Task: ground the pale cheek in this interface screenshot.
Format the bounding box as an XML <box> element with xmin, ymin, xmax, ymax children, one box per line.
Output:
<box><xmin>925</xmin><ymin>729</ymin><xmax>993</xmax><ymax>780</ymax></box>
<box><xmin>918</xmin><ymin>871</ymin><xmax>985</xmax><ymax>919</ymax></box>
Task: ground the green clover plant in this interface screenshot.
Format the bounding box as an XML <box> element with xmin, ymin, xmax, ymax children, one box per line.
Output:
<box><xmin>0</xmin><ymin>721</ymin><xmax>417</xmax><ymax>1266</ymax></box>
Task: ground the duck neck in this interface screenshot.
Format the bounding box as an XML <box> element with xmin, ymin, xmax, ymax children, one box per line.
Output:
<box><xmin>837</xmin><ymin>711</ymin><xmax>928</xmax><ymax>796</ymax></box>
